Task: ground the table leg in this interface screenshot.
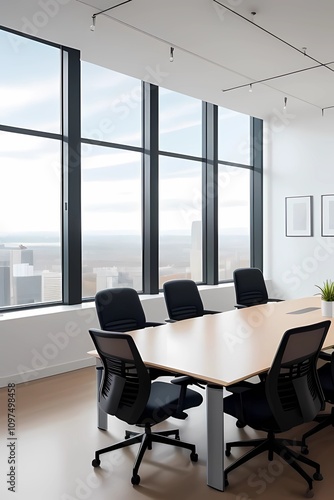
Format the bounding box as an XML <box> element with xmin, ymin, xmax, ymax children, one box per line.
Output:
<box><xmin>96</xmin><ymin>360</ymin><xmax>108</xmax><ymax>430</ymax></box>
<box><xmin>206</xmin><ymin>384</ymin><xmax>225</xmax><ymax>491</ymax></box>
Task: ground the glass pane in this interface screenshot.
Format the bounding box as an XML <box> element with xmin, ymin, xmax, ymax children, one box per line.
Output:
<box><xmin>81</xmin><ymin>61</ymin><xmax>141</xmax><ymax>147</ymax></box>
<box><xmin>218</xmin><ymin>165</ymin><xmax>250</xmax><ymax>281</ymax></box>
<box><xmin>0</xmin><ymin>29</ymin><xmax>61</xmax><ymax>133</ymax></box>
<box><xmin>218</xmin><ymin>107</ymin><xmax>251</xmax><ymax>165</ymax></box>
<box><xmin>82</xmin><ymin>146</ymin><xmax>142</xmax><ymax>297</ymax></box>
<box><xmin>159</xmin><ymin>157</ymin><xmax>202</xmax><ymax>285</ymax></box>
<box><xmin>0</xmin><ymin>132</ymin><xmax>62</xmax><ymax>307</ymax></box>
<box><xmin>159</xmin><ymin>88</ymin><xmax>202</xmax><ymax>157</ymax></box>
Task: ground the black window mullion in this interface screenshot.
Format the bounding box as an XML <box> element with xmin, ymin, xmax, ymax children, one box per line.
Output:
<box><xmin>202</xmin><ymin>102</ymin><xmax>218</xmax><ymax>285</ymax></box>
<box><xmin>62</xmin><ymin>47</ymin><xmax>81</xmax><ymax>304</ymax></box>
<box><xmin>250</xmin><ymin>117</ymin><xmax>263</xmax><ymax>269</ymax></box>
<box><xmin>142</xmin><ymin>82</ymin><xmax>159</xmax><ymax>294</ymax></box>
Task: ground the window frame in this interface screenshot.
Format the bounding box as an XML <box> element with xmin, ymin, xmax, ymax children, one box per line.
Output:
<box><xmin>0</xmin><ymin>26</ymin><xmax>263</xmax><ymax>311</ymax></box>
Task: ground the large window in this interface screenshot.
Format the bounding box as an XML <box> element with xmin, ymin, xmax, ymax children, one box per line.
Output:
<box><xmin>81</xmin><ymin>146</ymin><xmax>142</xmax><ymax>295</ymax></box>
<box><xmin>0</xmin><ymin>30</ymin><xmax>62</xmax><ymax>308</ymax></box>
<box><xmin>217</xmin><ymin>107</ymin><xmax>252</xmax><ymax>280</ymax></box>
<box><xmin>159</xmin><ymin>88</ymin><xmax>202</xmax><ymax>157</ymax></box>
<box><xmin>159</xmin><ymin>89</ymin><xmax>203</xmax><ymax>284</ymax></box>
<box><xmin>0</xmin><ymin>30</ymin><xmax>61</xmax><ymax>133</ymax></box>
<box><xmin>81</xmin><ymin>62</ymin><xmax>143</xmax><ymax>297</ymax></box>
<box><xmin>159</xmin><ymin>157</ymin><xmax>202</xmax><ymax>286</ymax></box>
<box><xmin>81</xmin><ymin>62</ymin><xmax>141</xmax><ymax>147</ymax></box>
<box><xmin>218</xmin><ymin>165</ymin><xmax>250</xmax><ymax>281</ymax></box>
<box><xmin>1</xmin><ymin>27</ymin><xmax>262</xmax><ymax>310</ymax></box>
<box><xmin>218</xmin><ymin>107</ymin><xmax>251</xmax><ymax>165</ymax></box>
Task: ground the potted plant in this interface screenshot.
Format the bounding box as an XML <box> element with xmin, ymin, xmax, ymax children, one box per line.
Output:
<box><xmin>315</xmin><ymin>280</ymin><xmax>334</xmax><ymax>317</ymax></box>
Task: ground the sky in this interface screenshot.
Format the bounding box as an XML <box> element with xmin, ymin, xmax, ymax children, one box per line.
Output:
<box><xmin>0</xmin><ymin>29</ymin><xmax>251</xmax><ymax>236</ymax></box>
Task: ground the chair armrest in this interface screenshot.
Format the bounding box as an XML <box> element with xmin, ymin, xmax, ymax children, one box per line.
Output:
<box><xmin>164</xmin><ymin>318</ymin><xmax>178</xmax><ymax>323</ymax></box>
<box><xmin>145</xmin><ymin>321</ymin><xmax>165</xmax><ymax>327</ymax></box>
<box><xmin>234</xmin><ymin>303</ymin><xmax>248</xmax><ymax>309</ymax></box>
<box><xmin>267</xmin><ymin>298</ymin><xmax>284</xmax><ymax>302</ymax></box>
<box><xmin>226</xmin><ymin>380</ymin><xmax>258</xmax><ymax>394</ymax></box>
<box><xmin>171</xmin><ymin>376</ymin><xmax>205</xmax><ymax>419</ymax></box>
<box><xmin>203</xmin><ymin>309</ymin><xmax>220</xmax><ymax>315</ymax></box>
<box><xmin>226</xmin><ymin>381</ymin><xmax>264</xmax><ymax>424</ymax></box>
<box><xmin>319</xmin><ymin>351</ymin><xmax>331</xmax><ymax>361</ymax></box>
<box><xmin>171</xmin><ymin>376</ymin><xmax>205</xmax><ymax>388</ymax></box>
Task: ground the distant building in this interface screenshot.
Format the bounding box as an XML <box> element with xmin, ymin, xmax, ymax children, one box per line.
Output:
<box><xmin>0</xmin><ymin>246</ymin><xmax>41</xmax><ymax>306</ymax></box>
<box><xmin>42</xmin><ymin>271</ymin><xmax>62</xmax><ymax>302</ymax></box>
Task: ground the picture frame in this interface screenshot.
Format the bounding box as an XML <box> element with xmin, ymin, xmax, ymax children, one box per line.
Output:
<box><xmin>321</xmin><ymin>194</ymin><xmax>334</xmax><ymax>236</ymax></box>
<box><xmin>285</xmin><ymin>196</ymin><xmax>313</xmax><ymax>237</ymax></box>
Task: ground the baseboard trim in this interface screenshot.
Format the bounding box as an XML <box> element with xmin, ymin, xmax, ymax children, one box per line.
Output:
<box><xmin>0</xmin><ymin>357</ymin><xmax>96</xmax><ymax>388</ymax></box>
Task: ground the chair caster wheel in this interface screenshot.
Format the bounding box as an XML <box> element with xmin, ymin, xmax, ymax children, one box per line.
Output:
<box><xmin>225</xmin><ymin>478</ymin><xmax>229</xmax><ymax>487</ymax></box>
<box><xmin>301</xmin><ymin>446</ymin><xmax>309</xmax><ymax>455</ymax></box>
<box><xmin>305</xmin><ymin>488</ymin><xmax>314</xmax><ymax>498</ymax></box>
<box><xmin>131</xmin><ymin>474</ymin><xmax>140</xmax><ymax>485</ymax></box>
<box><xmin>175</xmin><ymin>432</ymin><xmax>180</xmax><ymax>440</ymax></box>
<box><xmin>92</xmin><ymin>458</ymin><xmax>100</xmax><ymax>467</ymax></box>
<box><xmin>313</xmin><ymin>472</ymin><xmax>323</xmax><ymax>481</ymax></box>
<box><xmin>190</xmin><ymin>452</ymin><xmax>198</xmax><ymax>462</ymax></box>
<box><xmin>236</xmin><ymin>420</ymin><xmax>246</xmax><ymax>428</ymax></box>
<box><xmin>225</xmin><ymin>447</ymin><xmax>231</xmax><ymax>457</ymax></box>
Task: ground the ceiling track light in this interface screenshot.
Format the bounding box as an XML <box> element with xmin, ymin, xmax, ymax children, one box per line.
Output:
<box><xmin>170</xmin><ymin>47</ymin><xmax>174</xmax><ymax>62</ymax></box>
<box><xmin>321</xmin><ymin>105</ymin><xmax>334</xmax><ymax>115</ymax></box>
<box><xmin>284</xmin><ymin>97</ymin><xmax>288</xmax><ymax>110</ymax></box>
<box><xmin>249</xmin><ymin>83</ymin><xmax>253</xmax><ymax>92</ymax></box>
<box><xmin>89</xmin><ymin>0</ymin><xmax>133</xmax><ymax>31</ymax></box>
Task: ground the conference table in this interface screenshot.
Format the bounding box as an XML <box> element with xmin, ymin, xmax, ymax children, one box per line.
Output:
<box><xmin>88</xmin><ymin>296</ymin><xmax>334</xmax><ymax>491</ymax></box>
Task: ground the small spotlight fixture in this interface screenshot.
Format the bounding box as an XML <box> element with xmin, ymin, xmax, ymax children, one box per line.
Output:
<box><xmin>170</xmin><ymin>47</ymin><xmax>174</xmax><ymax>62</ymax></box>
<box><xmin>90</xmin><ymin>15</ymin><xmax>96</xmax><ymax>31</ymax></box>
<box><xmin>249</xmin><ymin>84</ymin><xmax>253</xmax><ymax>93</ymax></box>
<box><xmin>284</xmin><ymin>97</ymin><xmax>288</xmax><ymax>110</ymax></box>
<box><xmin>322</xmin><ymin>108</ymin><xmax>324</xmax><ymax>117</ymax></box>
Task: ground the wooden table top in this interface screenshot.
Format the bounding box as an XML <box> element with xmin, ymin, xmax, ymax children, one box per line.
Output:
<box><xmin>88</xmin><ymin>296</ymin><xmax>333</xmax><ymax>387</ymax></box>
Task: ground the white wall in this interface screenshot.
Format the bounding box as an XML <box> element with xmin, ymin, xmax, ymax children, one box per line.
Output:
<box><xmin>0</xmin><ymin>285</ymin><xmax>236</xmax><ymax>387</ymax></box>
<box><xmin>266</xmin><ymin>112</ymin><xmax>334</xmax><ymax>299</ymax></box>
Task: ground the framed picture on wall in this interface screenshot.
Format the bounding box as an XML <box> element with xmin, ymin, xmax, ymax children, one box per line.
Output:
<box><xmin>285</xmin><ymin>196</ymin><xmax>313</xmax><ymax>237</ymax></box>
<box><xmin>321</xmin><ymin>194</ymin><xmax>334</xmax><ymax>236</ymax></box>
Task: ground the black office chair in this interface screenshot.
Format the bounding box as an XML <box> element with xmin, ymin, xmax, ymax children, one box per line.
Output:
<box><xmin>95</xmin><ymin>286</ymin><xmax>197</xmax><ymax>416</ymax></box>
<box><xmin>301</xmin><ymin>350</ymin><xmax>334</xmax><ymax>453</ymax></box>
<box><xmin>163</xmin><ymin>279</ymin><xmax>220</xmax><ymax>321</ymax></box>
<box><xmin>233</xmin><ymin>267</ymin><xmax>283</xmax><ymax>308</ymax></box>
<box><xmin>223</xmin><ymin>320</ymin><xmax>331</xmax><ymax>497</ymax></box>
<box><xmin>89</xmin><ymin>329</ymin><xmax>202</xmax><ymax>485</ymax></box>
<box><xmin>95</xmin><ymin>287</ymin><xmax>168</xmax><ymax>380</ymax></box>
<box><xmin>95</xmin><ymin>287</ymin><xmax>164</xmax><ymax>332</ymax></box>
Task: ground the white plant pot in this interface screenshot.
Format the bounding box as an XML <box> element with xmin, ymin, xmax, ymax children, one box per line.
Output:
<box><xmin>321</xmin><ymin>300</ymin><xmax>333</xmax><ymax>317</ymax></box>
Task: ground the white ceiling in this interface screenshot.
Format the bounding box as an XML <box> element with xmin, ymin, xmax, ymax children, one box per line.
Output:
<box><xmin>72</xmin><ymin>0</ymin><xmax>334</xmax><ymax>119</ymax></box>
<box><xmin>4</xmin><ymin>0</ymin><xmax>334</xmax><ymax>120</ymax></box>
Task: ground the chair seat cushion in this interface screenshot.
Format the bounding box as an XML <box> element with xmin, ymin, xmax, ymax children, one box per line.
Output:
<box><xmin>138</xmin><ymin>381</ymin><xmax>203</xmax><ymax>425</ymax></box>
<box><xmin>224</xmin><ymin>384</ymin><xmax>279</xmax><ymax>432</ymax></box>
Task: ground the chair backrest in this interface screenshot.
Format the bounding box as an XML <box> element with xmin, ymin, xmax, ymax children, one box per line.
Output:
<box><xmin>233</xmin><ymin>267</ymin><xmax>268</xmax><ymax>306</ymax></box>
<box><xmin>95</xmin><ymin>288</ymin><xmax>147</xmax><ymax>332</ymax></box>
<box><xmin>163</xmin><ymin>279</ymin><xmax>204</xmax><ymax>320</ymax></box>
<box><xmin>89</xmin><ymin>329</ymin><xmax>151</xmax><ymax>425</ymax></box>
<box><xmin>265</xmin><ymin>320</ymin><xmax>331</xmax><ymax>432</ymax></box>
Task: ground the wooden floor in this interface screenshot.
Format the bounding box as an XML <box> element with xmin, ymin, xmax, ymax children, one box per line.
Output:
<box><xmin>1</xmin><ymin>367</ymin><xmax>334</xmax><ymax>500</ymax></box>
